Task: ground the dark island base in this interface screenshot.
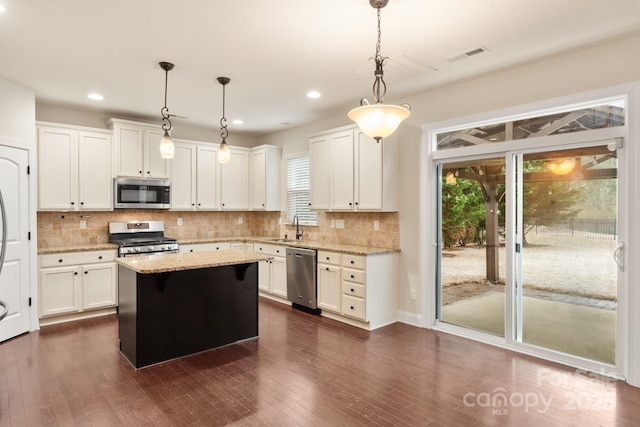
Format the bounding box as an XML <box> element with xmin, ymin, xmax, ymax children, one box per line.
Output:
<box><xmin>118</xmin><ymin>263</ymin><xmax>259</xmax><ymax>369</ymax></box>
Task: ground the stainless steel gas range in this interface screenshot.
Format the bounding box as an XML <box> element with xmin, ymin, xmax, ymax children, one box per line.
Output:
<box><xmin>108</xmin><ymin>221</ymin><xmax>179</xmax><ymax>257</ymax></box>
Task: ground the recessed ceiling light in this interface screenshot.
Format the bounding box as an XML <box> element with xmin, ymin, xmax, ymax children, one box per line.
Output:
<box><xmin>87</xmin><ymin>93</ymin><xmax>104</xmax><ymax>101</ymax></box>
<box><xmin>232</xmin><ymin>119</ymin><xmax>244</xmax><ymax>125</ymax></box>
<box><xmin>306</xmin><ymin>91</ymin><xmax>321</xmax><ymax>99</ymax></box>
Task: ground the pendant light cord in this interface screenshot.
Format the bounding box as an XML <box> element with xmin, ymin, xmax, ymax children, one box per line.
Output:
<box><xmin>220</xmin><ymin>80</ymin><xmax>229</xmax><ymax>141</ymax></box>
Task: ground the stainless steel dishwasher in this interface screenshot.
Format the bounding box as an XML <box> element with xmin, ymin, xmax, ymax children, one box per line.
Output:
<box><xmin>286</xmin><ymin>247</ymin><xmax>317</xmax><ymax>310</ymax></box>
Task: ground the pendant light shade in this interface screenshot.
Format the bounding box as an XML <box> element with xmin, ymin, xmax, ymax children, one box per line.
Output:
<box><xmin>217</xmin><ymin>77</ymin><xmax>231</xmax><ymax>164</ymax></box>
<box><xmin>159</xmin><ymin>129</ymin><xmax>175</xmax><ymax>158</ymax></box>
<box><xmin>159</xmin><ymin>61</ymin><xmax>175</xmax><ymax>159</ymax></box>
<box><xmin>348</xmin><ymin>0</ymin><xmax>410</xmax><ymax>141</ymax></box>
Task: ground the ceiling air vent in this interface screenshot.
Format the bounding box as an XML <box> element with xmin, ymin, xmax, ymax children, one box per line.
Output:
<box><xmin>447</xmin><ymin>46</ymin><xmax>488</xmax><ymax>63</ymax></box>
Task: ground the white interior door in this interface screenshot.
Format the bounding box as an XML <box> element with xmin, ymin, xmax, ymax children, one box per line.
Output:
<box><xmin>0</xmin><ymin>144</ymin><xmax>31</xmax><ymax>342</ymax></box>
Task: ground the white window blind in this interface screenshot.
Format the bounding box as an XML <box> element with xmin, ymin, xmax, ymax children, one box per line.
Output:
<box><xmin>287</xmin><ymin>155</ymin><xmax>317</xmax><ymax>225</ymax></box>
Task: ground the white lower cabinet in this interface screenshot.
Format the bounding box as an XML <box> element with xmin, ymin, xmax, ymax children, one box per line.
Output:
<box><xmin>318</xmin><ymin>251</ymin><xmax>399</xmax><ymax>330</ymax></box>
<box><xmin>231</xmin><ymin>242</ymin><xmax>254</xmax><ymax>252</ymax></box>
<box><xmin>39</xmin><ymin>250</ymin><xmax>117</xmax><ymax>324</ymax></box>
<box><xmin>317</xmin><ymin>250</ymin><xmax>341</xmax><ymax>313</ymax></box>
<box><xmin>341</xmin><ymin>254</ymin><xmax>366</xmax><ymax>320</ymax></box>
<box><xmin>254</xmin><ymin>243</ymin><xmax>287</xmax><ymax>299</ymax></box>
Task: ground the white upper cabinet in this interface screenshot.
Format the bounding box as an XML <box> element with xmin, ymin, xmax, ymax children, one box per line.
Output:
<box><xmin>170</xmin><ymin>141</ymin><xmax>219</xmax><ymax>211</ymax></box>
<box><xmin>309</xmin><ymin>125</ymin><xmax>399</xmax><ymax>212</ymax></box>
<box><xmin>196</xmin><ymin>145</ymin><xmax>219</xmax><ymax>210</ymax></box>
<box><xmin>38</xmin><ymin>124</ymin><xmax>112</xmax><ymax>211</ymax></box>
<box><xmin>220</xmin><ymin>147</ymin><xmax>249</xmax><ymax>210</ymax></box>
<box><xmin>309</xmin><ymin>134</ymin><xmax>331</xmax><ymax>210</ymax></box>
<box><xmin>250</xmin><ymin>145</ymin><xmax>282</xmax><ymax>211</ymax></box>
<box><xmin>108</xmin><ymin>119</ymin><xmax>170</xmax><ymax>178</ymax></box>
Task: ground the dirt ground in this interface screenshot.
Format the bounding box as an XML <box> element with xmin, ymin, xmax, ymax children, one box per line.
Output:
<box><xmin>441</xmin><ymin>233</ymin><xmax>618</xmax><ymax>303</ymax></box>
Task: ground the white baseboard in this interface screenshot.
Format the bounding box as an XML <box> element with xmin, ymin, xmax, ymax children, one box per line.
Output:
<box><xmin>397</xmin><ymin>310</ymin><xmax>423</xmax><ymax>328</ymax></box>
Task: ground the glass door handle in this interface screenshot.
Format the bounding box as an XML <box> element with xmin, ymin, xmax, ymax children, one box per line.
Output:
<box><xmin>613</xmin><ymin>242</ymin><xmax>624</xmax><ymax>272</ymax></box>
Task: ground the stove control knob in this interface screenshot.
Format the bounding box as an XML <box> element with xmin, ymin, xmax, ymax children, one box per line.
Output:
<box><xmin>148</xmin><ymin>246</ymin><xmax>154</xmax><ymax>251</ymax></box>
<box><xmin>134</xmin><ymin>247</ymin><xmax>140</xmax><ymax>253</ymax></box>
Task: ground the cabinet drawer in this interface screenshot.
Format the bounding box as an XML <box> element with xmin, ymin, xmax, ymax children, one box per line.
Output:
<box><xmin>318</xmin><ymin>250</ymin><xmax>341</xmax><ymax>266</ymax></box>
<box><xmin>342</xmin><ymin>295</ymin><xmax>365</xmax><ymax>320</ymax></box>
<box><xmin>254</xmin><ymin>243</ymin><xmax>285</xmax><ymax>257</ymax></box>
<box><xmin>342</xmin><ymin>268</ymin><xmax>365</xmax><ymax>284</ymax></box>
<box><xmin>342</xmin><ymin>282</ymin><xmax>365</xmax><ymax>298</ymax></box>
<box><xmin>40</xmin><ymin>250</ymin><xmax>117</xmax><ymax>267</ymax></box>
<box><xmin>342</xmin><ymin>254</ymin><xmax>365</xmax><ymax>269</ymax></box>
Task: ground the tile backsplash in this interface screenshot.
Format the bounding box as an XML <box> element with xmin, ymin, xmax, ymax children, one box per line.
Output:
<box><xmin>37</xmin><ymin>210</ymin><xmax>399</xmax><ymax>249</ymax></box>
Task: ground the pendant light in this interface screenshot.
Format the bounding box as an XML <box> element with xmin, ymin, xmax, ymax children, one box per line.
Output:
<box><xmin>217</xmin><ymin>77</ymin><xmax>231</xmax><ymax>164</ymax></box>
<box><xmin>159</xmin><ymin>61</ymin><xmax>175</xmax><ymax>159</ymax></box>
<box><xmin>348</xmin><ymin>0</ymin><xmax>410</xmax><ymax>141</ymax></box>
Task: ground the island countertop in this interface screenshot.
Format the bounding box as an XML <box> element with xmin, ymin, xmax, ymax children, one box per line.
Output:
<box><xmin>114</xmin><ymin>250</ymin><xmax>271</xmax><ymax>274</ymax></box>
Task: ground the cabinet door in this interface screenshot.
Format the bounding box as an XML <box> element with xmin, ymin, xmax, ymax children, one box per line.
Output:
<box><xmin>78</xmin><ymin>131</ymin><xmax>112</xmax><ymax>210</ymax></box>
<box><xmin>309</xmin><ymin>135</ymin><xmax>330</xmax><ymax>210</ymax></box>
<box><xmin>355</xmin><ymin>131</ymin><xmax>383</xmax><ymax>210</ymax></box>
<box><xmin>39</xmin><ymin>266</ymin><xmax>81</xmax><ymax>317</ymax></box>
<box><xmin>114</xmin><ymin>125</ymin><xmax>144</xmax><ymax>176</ymax></box>
<box><xmin>171</xmin><ymin>143</ymin><xmax>196</xmax><ymax>210</ymax></box>
<box><xmin>220</xmin><ymin>148</ymin><xmax>249</xmax><ymax>210</ymax></box>
<box><xmin>318</xmin><ymin>264</ymin><xmax>341</xmax><ymax>313</ymax></box>
<box><xmin>270</xmin><ymin>256</ymin><xmax>287</xmax><ymax>298</ymax></box>
<box><xmin>196</xmin><ymin>146</ymin><xmax>219</xmax><ymax>209</ymax></box>
<box><xmin>144</xmin><ymin>129</ymin><xmax>170</xmax><ymax>178</ymax></box>
<box><xmin>250</xmin><ymin>149</ymin><xmax>267</xmax><ymax>210</ymax></box>
<box><xmin>330</xmin><ymin>130</ymin><xmax>355</xmax><ymax>210</ymax></box>
<box><xmin>82</xmin><ymin>263</ymin><xmax>117</xmax><ymax>310</ymax></box>
<box><xmin>38</xmin><ymin>127</ymin><xmax>76</xmax><ymax>210</ymax></box>
<box><xmin>258</xmin><ymin>259</ymin><xmax>271</xmax><ymax>292</ymax></box>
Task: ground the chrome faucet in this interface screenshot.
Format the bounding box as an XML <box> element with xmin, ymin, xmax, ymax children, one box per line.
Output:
<box><xmin>293</xmin><ymin>215</ymin><xmax>303</xmax><ymax>240</ymax></box>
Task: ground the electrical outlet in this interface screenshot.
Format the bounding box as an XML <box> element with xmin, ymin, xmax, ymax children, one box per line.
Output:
<box><xmin>79</xmin><ymin>220</ymin><xmax>86</xmax><ymax>229</ymax></box>
<box><xmin>238</xmin><ymin>216</ymin><xmax>243</xmax><ymax>224</ymax></box>
<box><xmin>336</xmin><ymin>219</ymin><xmax>344</xmax><ymax>229</ymax></box>
<box><xmin>330</xmin><ymin>219</ymin><xmax>336</xmax><ymax>228</ymax></box>
<box><xmin>410</xmin><ymin>289</ymin><xmax>417</xmax><ymax>301</ymax></box>
<box><xmin>373</xmin><ymin>220</ymin><xmax>380</xmax><ymax>231</ymax></box>
<box><xmin>177</xmin><ymin>218</ymin><xmax>183</xmax><ymax>226</ymax></box>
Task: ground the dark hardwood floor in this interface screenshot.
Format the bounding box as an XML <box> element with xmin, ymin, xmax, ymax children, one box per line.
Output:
<box><xmin>1</xmin><ymin>298</ymin><xmax>639</xmax><ymax>426</ymax></box>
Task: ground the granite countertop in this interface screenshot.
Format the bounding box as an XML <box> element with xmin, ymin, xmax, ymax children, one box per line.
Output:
<box><xmin>38</xmin><ymin>243</ymin><xmax>119</xmax><ymax>255</ymax></box>
<box><xmin>114</xmin><ymin>250</ymin><xmax>271</xmax><ymax>274</ymax></box>
<box><xmin>39</xmin><ymin>238</ymin><xmax>399</xmax><ymax>256</ymax></box>
<box><xmin>181</xmin><ymin>237</ymin><xmax>400</xmax><ymax>256</ymax></box>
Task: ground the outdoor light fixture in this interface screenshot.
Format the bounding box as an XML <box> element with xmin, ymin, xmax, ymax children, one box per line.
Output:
<box><xmin>348</xmin><ymin>0</ymin><xmax>411</xmax><ymax>141</ymax></box>
<box><xmin>217</xmin><ymin>77</ymin><xmax>231</xmax><ymax>164</ymax></box>
<box><xmin>548</xmin><ymin>158</ymin><xmax>576</xmax><ymax>175</ymax></box>
<box><xmin>159</xmin><ymin>61</ymin><xmax>175</xmax><ymax>159</ymax></box>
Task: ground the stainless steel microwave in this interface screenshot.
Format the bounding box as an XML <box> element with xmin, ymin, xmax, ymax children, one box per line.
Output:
<box><xmin>114</xmin><ymin>177</ymin><xmax>171</xmax><ymax>209</ymax></box>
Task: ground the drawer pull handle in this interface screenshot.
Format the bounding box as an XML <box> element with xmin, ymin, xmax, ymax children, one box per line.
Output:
<box><xmin>350</xmin><ymin>275</ymin><xmax>355</xmax><ymax>279</ymax></box>
<box><xmin>59</xmin><ymin>259</ymin><xmax>63</xmax><ymax>263</ymax></box>
<box><xmin>350</xmin><ymin>288</ymin><xmax>354</xmax><ymax>292</ymax></box>
<box><xmin>350</xmin><ymin>306</ymin><xmax>354</xmax><ymax>310</ymax></box>
<box><xmin>98</xmin><ymin>256</ymin><xmax>103</xmax><ymax>260</ymax></box>
<box><xmin>326</xmin><ymin>257</ymin><xmax>330</xmax><ymax>260</ymax></box>
<box><xmin>326</xmin><ymin>267</ymin><xmax>330</xmax><ymax>271</ymax></box>
<box><xmin>74</xmin><ymin>272</ymin><xmax>78</xmax><ymax>275</ymax></box>
<box><xmin>84</xmin><ymin>271</ymin><xmax>88</xmax><ymax>275</ymax></box>
<box><xmin>350</xmin><ymin>260</ymin><xmax>355</xmax><ymax>264</ymax></box>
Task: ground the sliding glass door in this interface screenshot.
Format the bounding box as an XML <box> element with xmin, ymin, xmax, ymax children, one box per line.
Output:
<box><xmin>437</xmin><ymin>141</ymin><xmax>621</xmax><ymax>365</ymax></box>
<box><xmin>514</xmin><ymin>143</ymin><xmax>619</xmax><ymax>364</ymax></box>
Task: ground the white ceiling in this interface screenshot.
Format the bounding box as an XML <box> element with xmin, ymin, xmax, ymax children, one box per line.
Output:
<box><xmin>1</xmin><ymin>0</ymin><xmax>639</xmax><ymax>136</ymax></box>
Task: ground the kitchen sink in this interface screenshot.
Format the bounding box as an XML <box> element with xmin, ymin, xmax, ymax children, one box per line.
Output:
<box><xmin>269</xmin><ymin>238</ymin><xmax>295</xmax><ymax>243</ymax></box>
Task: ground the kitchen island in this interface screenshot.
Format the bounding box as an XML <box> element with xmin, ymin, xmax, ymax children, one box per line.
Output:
<box><xmin>115</xmin><ymin>251</ymin><xmax>270</xmax><ymax>368</ymax></box>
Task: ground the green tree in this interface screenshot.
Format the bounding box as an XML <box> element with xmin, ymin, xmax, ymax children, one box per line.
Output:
<box><xmin>441</xmin><ymin>176</ymin><xmax>486</xmax><ymax>248</ymax></box>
